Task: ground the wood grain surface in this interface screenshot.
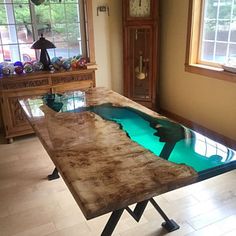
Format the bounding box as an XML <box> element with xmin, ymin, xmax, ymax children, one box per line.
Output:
<box><xmin>19</xmin><ymin>87</ymin><xmax>197</xmax><ymax>220</ymax></box>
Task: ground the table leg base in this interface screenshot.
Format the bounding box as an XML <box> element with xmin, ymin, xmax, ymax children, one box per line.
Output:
<box><xmin>101</xmin><ymin>198</ymin><xmax>180</xmax><ymax>235</ymax></box>
<box><xmin>149</xmin><ymin>198</ymin><xmax>180</xmax><ymax>232</ymax></box>
<box><xmin>101</xmin><ymin>209</ymin><xmax>124</xmax><ymax>236</ymax></box>
<box><xmin>47</xmin><ymin>168</ymin><xmax>60</xmax><ymax>181</ymax></box>
<box><xmin>161</xmin><ymin>219</ymin><xmax>180</xmax><ymax>232</ymax></box>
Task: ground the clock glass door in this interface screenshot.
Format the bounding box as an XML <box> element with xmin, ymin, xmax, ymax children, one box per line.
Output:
<box><xmin>128</xmin><ymin>27</ymin><xmax>152</xmax><ymax>101</ymax></box>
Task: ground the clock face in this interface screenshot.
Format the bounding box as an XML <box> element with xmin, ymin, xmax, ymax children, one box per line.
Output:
<box><xmin>129</xmin><ymin>0</ymin><xmax>151</xmax><ymax>17</ymax></box>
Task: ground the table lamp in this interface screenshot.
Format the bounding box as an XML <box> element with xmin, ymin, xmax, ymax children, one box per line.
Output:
<box><xmin>31</xmin><ymin>34</ymin><xmax>56</xmax><ymax>70</ymax></box>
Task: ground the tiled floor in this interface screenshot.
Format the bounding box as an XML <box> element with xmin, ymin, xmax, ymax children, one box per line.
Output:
<box><xmin>0</xmin><ymin>134</ymin><xmax>235</xmax><ymax>236</ymax></box>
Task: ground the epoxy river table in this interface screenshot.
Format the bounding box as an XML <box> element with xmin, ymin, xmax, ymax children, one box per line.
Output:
<box><xmin>19</xmin><ymin>87</ymin><xmax>236</xmax><ymax>235</ymax></box>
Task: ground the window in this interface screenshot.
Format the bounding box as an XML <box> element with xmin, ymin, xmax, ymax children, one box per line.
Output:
<box><xmin>186</xmin><ymin>0</ymin><xmax>236</xmax><ymax>81</ymax></box>
<box><xmin>201</xmin><ymin>0</ymin><xmax>236</xmax><ymax>65</ymax></box>
<box><xmin>0</xmin><ymin>0</ymin><xmax>94</xmax><ymax>63</ymax></box>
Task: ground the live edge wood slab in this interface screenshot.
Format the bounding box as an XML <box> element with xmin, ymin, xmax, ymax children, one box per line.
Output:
<box><xmin>19</xmin><ymin>87</ymin><xmax>197</xmax><ymax>220</ymax></box>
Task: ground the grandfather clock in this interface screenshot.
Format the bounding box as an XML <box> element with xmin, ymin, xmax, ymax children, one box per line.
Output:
<box><xmin>122</xmin><ymin>0</ymin><xmax>159</xmax><ymax>110</ymax></box>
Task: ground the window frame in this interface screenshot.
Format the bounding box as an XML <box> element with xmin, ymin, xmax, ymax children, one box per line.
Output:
<box><xmin>185</xmin><ymin>0</ymin><xmax>236</xmax><ymax>83</ymax></box>
<box><xmin>0</xmin><ymin>0</ymin><xmax>95</xmax><ymax>64</ymax></box>
<box><xmin>84</xmin><ymin>0</ymin><xmax>95</xmax><ymax>63</ymax></box>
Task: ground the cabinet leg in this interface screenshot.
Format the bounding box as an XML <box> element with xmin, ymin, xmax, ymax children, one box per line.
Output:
<box><xmin>7</xmin><ymin>138</ymin><xmax>14</xmax><ymax>144</ymax></box>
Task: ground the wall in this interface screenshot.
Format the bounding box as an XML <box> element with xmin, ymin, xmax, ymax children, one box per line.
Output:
<box><xmin>92</xmin><ymin>0</ymin><xmax>236</xmax><ymax>140</ymax></box>
<box><xmin>159</xmin><ymin>0</ymin><xmax>236</xmax><ymax>140</ymax></box>
<box><xmin>92</xmin><ymin>0</ymin><xmax>123</xmax><ymax>94</ymax></box>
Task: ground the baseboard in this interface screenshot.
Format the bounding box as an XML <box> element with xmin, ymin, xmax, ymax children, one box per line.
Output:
<box><xmin>160</xmin><ymin>109</ymin><xmax>236</xmax><ymax>151</ymax></box>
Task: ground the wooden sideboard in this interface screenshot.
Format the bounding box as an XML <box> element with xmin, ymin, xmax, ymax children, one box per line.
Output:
<box><xmin>0</xmin><ymin>69</ymin><xmax>96</xmax><ymax>143</ymax></box>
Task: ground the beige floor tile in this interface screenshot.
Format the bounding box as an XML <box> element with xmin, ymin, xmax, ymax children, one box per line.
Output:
<box><xmin>187</xmin><ymin>215</ymin><xmax>236</xmax><ymax>236</ymax></box>
<box><xmin>186</xmin><ymin>224</ymin><xmax>221</xmax><ymax>236</ymax></box>
<box><xmin>163</xmin><ymin>195</ymin><xmax>200</xmax><ymax>215</ymax></box>
<box><xmin>0</xmin><ymin>201</ymin><xmax>10</xmax><ymax>218</ymax></box>
<box><xmin>187</xmin><ymin>206</ymin><xmax>235</xmax><ymax>230</ymax></box>
<box><xmin>167</xmin><ymin>222</ymin><xmax>195</xmax><ymax>236</ymax></box>
<box><xmin>53</xmin><ymin>210</ymin><xmax>86</xmax><ymax>230</ymax></box>
<box><xmin>86</xmin><ymin>213</ymin><xmax>110</xmax><ymax>233</ymax></box>
<box><xmin>0</xmin><ymin>216</ymin><xmax>11</xmax><ymax>236</ymax></box>
<box><xmin>161</xmin><ymin>186</ymin><xmax>194</xmax><ymax>201</ymax></box>
<box><xmin>118</xmin><ymin>220</ymin><xmax>171</xmax><ymax>236</ymax></box>
<box><xmin>53</xmin><ymin>223</ymin><xmax>91</xmax><ymax>236</ymax></box>
<box><xmin>114</xmin><ymin>212</ymin><xmax>148</xmax><ymax>234</ymax></box>
<box><xmin>0</xmin><ymin>153</ymin><xmax>19</xmax><ymax>164</ymax></box>
<box><xmin>223</xmin><ymin>229</ymin><xmax>236</xmax><ymax>236</ymax></box>
<box><xmin>215</xmin><ymin>215</ymin><xmax>236</xmax><ymax>235</ymax></box>
<box><xmin>170</xmin><ymin>197</ymin><xmax>218</xmax><ymax>220</ymax></box>
<box><xmin>4</xmin><ymin>207</ymin><xmax>54</xmax><ymax>235</ymax></box>
<box><xmin>12</xmin><ymin>222</ymin><xmax>56</xmax><ymax>236</ymax></box>
<box><xmin>44</xmin><ymin>231</ymin><xmax>61</xmax><ymax>236</ymax></box>
<box><xmin>142</xmin><ymin>208</ymin><xmax>164</xmax><ymax>222</ymax></box>
<box><xmin>8</xmin><ymin>195</ymin><xmax>58</xmax><ymax>215</ymax></box>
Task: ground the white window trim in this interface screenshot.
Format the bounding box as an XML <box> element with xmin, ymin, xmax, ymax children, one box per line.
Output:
<box><xmin>185</xmin><ymin>0</ymin><xmax>236</xmax><ymax>83</ymax></box>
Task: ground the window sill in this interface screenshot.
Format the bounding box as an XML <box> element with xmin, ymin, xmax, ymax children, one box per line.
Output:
<box><xmin>185</xmin><ymin>64</ymin><xmax>236</xmax><ymax>83</ymax></box>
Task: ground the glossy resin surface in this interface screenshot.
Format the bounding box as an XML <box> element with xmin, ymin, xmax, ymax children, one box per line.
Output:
<box><xmin>19</xmin><ymin>88</ymin><xmax>235</xmax><ymax>219</ymax></box>
<box><xmin>80</xmin><ymin>104</ymin><xmax>236</xmax><ymax>172</ymax></box>
<box><xmin>42</xmin><ymin>91</ymin><xmax>236</xmax><ymax>175</ymax></box>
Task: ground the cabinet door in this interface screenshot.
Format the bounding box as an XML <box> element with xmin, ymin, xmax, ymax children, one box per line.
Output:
<box><xmin>51</xmin><ymin>71</ymin><xmax>95</xmax><ymax>94</ymax></box>
<box><xmin>128</xmin><ymin>26</ymin><xmax>153</xmax><ymax>101</ymax></box>
<box><xmin>1</xmin><ymin>89</ymin><xmax>50</xmax><ymax>138</ymax></box>
<box><xmin>124</xmin><ymin>25</ymin><xmax>157</xmax><ymax>109</ymax></box>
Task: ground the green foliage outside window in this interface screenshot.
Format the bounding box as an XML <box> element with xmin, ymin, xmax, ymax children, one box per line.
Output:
<box><xmin>204</xmin><ymin>0</ymin><xmax>236</xmax><ymax>32</ymax></box>
<box><xmin>0</xmin><ymin>1</ymin><xmax>81</xmax><ymax>46</ymax></box>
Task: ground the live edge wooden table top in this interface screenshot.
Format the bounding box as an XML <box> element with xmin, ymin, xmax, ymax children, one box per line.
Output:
<box><xmin>19</xmin><ymin>87</ymin><xmax>197</xmax><ymax>221</ymax></box>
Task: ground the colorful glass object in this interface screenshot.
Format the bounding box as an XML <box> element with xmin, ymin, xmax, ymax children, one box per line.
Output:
<box><xmin>0</xmin><ymin>64</ymin><xmax>3</xmax><ymax>75</ymax></box>
<box><xmin>14</xmin><ymin>61</ymin><xmax>23</xmax><ymax>68</ymax></box>
<box><xmin>8</xmin><ymin>64</ymin><xmax>15</xmax><ymax>74</ymax></box>
<box><xmin>33</xmin><ymin>61</ymin><xmax>44</xmax><ymax>71</ymax></box>
<box><xmin>2</xmin><ymin>66</ymin><xmax>11</xmax><ymax>76</ymax></box>
<box><xmin>78</xmin><ymin>57</ymin><xmax>87</xmax><ymax>68</ymax></box>
<box><xmin>51</xmin><ymin>57</ymin><xmax>61</xmax><ymax>70</ymax></box>
<box><xmin>71</xmin><ymin>59</ymin><xmax>78</xmax><ymax>70</ymax></box>
<box><xmin>49</xmin><ymin>64</ymin><xmax>55</xmax><ymax>73</ymax></box>
<box><xmin>24</xmin><ymin>63</ymin><xmax>34</xmax><ymax>73</ymax></box>
<box><xmin>62</xmin><ymin>60</ymin><xmax>71</xmax><ymax>70</ymax></box>
<box><xmin>15</xmin><ymin>66</ymin><xmax>24</xmax><ymax>75</ymax></box>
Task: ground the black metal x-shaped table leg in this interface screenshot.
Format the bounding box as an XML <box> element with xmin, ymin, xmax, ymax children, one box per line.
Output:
<box><xmin>101</xmin><ymin>198</ymin><xmax>179</xmax><ymax>236</ymax></box>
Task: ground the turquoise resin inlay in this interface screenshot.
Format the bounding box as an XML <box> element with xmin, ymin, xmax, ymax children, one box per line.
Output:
<box><xmin>44</xmin><ymin>94</ymin><xmax>236</xmax><ymax>175</ymax></box>
<box><xmin>85</xmin><ymin>104</ymin><xmax>236</xmax><ymax>173</ymax></box>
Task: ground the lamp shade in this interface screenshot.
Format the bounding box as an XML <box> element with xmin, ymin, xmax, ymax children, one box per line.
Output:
<box><xmin>31</xmin><ymin>34</ymin><xmax>56</xmax><ymax>70</ymax></box>
<box><xmin>31</xmin><ymin>34</ymin><xmax>56</xmax><ymax>50</ymax></box>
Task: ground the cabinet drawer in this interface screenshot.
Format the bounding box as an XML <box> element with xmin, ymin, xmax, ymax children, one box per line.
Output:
<box><xmin>53</xmin><ymin>80</ymin><xmax>94</xmax><ymax>93</ymax></box>
<box><xmin>51</xmin><ymin>73</ymin><xmax>93</xmax><ymax>85</ymax></box>
<box><xmin>1</xmin><ymin>77</ymin><xmax>49</xmax><ymax>90</ymax></box>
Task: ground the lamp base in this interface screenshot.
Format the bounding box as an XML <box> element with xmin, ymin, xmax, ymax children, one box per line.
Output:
<box><xmin>40</xmin><ymin>49</ymin><xmax>51</xmax><ymax>71</ymax></box>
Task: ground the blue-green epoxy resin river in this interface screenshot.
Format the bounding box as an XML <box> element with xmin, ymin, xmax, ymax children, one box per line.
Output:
<box><xmin>43</xmin><ymin>94</ymin><xmax>236</xmax><ymax>178</ymax></box>
<box><xmin>84</xmin><ymin>104</ymin><xmax>236</xmax><ymax>173</ymax></box>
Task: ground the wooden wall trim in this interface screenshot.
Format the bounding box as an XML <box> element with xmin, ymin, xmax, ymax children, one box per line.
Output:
<box><xmin>84</xmin><ymin>0</ymin><xmax>95</xmax><ymax>63</ymax></box>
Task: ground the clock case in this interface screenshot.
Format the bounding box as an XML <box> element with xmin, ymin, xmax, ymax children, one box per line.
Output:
<box><xmin>122</xmin><ymin>0</ymin><xmax>159</xmax><ymax>110</ymax></box>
